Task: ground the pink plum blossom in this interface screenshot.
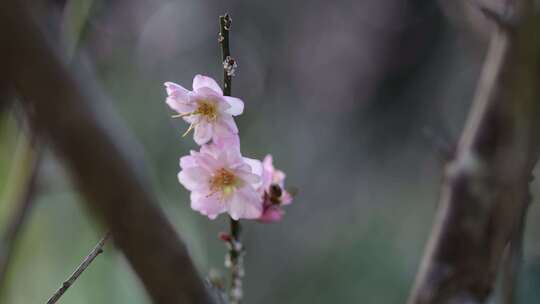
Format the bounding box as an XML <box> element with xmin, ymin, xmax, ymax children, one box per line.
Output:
<box><xmin>257</xmin><ymin>155</ymin><xmax>293</xmax><ymax>223</ymax></box>
<box><xmin>165</xmin><ymin>75</ymin><xmax>244</xmax><ymax>145</ymax></box>
<box><xmin>213</xmin><ymin>133</ymin><xmax>241</xmax><ymax>152</ymax></box>
<box><xmin>178</xmin><ymin>142</ymin><xmax>263</xmax><ymax>220</ymax></box>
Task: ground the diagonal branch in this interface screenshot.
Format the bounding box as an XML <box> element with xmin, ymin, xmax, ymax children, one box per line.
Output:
<box><xmin>46</xmin><ymin>232</ymin><xmax>111</xmax><ymax>304</ymax></box>
<box><xmin>408</xmin><ymin>1</ymin><xmax>540</xmax><ymax>303</ymax></box>
<box><xmin>0</xmin><ymin>3</ymin><xmax>213</xmax><ymax>304</ymax></box>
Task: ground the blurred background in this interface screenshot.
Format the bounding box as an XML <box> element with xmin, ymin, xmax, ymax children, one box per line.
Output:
<box><xmin>1</xmin><ymin>0</ymin><xmax>540</xmax><ymax>303</ymax></box>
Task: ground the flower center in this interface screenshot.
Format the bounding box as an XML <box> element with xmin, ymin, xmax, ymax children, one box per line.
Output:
<box><xmin>210</xmin><ymin>168</ymin><xmax>237</xmax><ymax>198</ymax></box>
<box><xmin>172</xmin><ymin>100</ymin><xmax>218</xmax><ymax>137</ymax></box>
<box><xmin>196</xmin><ymin>101</ymin><xmax>217</xmax><ymax>121</ymax></box>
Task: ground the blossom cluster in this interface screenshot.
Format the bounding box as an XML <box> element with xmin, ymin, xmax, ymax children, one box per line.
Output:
<box><xmin>165</xmin><ymin>75</ymin><xmax>292</xmax><ymax>221</ymax></box>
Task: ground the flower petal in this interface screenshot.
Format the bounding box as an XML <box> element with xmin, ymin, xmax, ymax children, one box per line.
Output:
<box><xmin>272</xmin><ymin>169</ymin><xmax>286</xmax><ymax>186</ymax></box>
<box><xmin>164</xmin><ymin>82</ymin><xmax>194</xmax><ymax>113</ymax></box>
<box><xmin>191</xmin><ymin>192</ymin><xmax>227</xmax><ymax>219</ymax></box>
<box><xmin>258</xmin><ymin>207</ymin><xmax>284</xmax><ymax>223</ymax></box>
<box><xmin>213</xmin><ymin>119</ymin><xmax>237</xmax><ymax>142</ymax></box>
<box><xmin>237</xmin><ymin>170</ymin><xmax>261</xmax><ymax>186</ymax></box>
<box><xmin>200</xmin><ymin>143</ymin><xmax>219</xmax><ymax>158</ymax></box>
<box><xmin>178</xmin><ymin>167</ymin><xmax>210</xmax><ymax>191</ymax></box>
<box><xmin>224</xmin><ymin>96</ymin><xmax>244</xmax><ymax>116</ymax></box>
<box><xmin>192</xmin><ymin>152</ymin><xmax>220</xmax><ymax>173</ymax></box>
<box><xmin>281</xmin><ymin>191</ymin><xmax>293</xmax><ymax>205</ymax></box>
<box><xmin>263</xmin><ymin>155</ymin><xmax>274</xmax><ymax>171</ymax></box>
<box><xmin>238</xmin><ymin>158</ymin><xmax>262</xmax><ymax>189</ymax></box>
<box><xmin>193</xmin><ymin>87</ymin><xmax>221</xmax><ymax>100</ymax></box>
<box><xmin>167</xmin><ymin>97</ymin><xmax>196</xmax><ymax>114</ymax></box>
<box><xmin>243</xmin><ymin>157</ymin><xmax>263</xmax><ymax>177</ymax></box>
<box><xmin>261</xmin><ymin>155</ymin><xmax>273</xmax><ymax>188</ymax></box>
<box><xmin>193</xmin><ymin>75</ymin><xmax>223</xmax><ymax>95</ymax></box>
<box><xmin>164</xmin><ymin>82</ymin><xmax>189</xmax><ymax>96</ymax></box>
<box><xmin>228</xmin><ymin>188</ymin><xmax>262</xmax><ymax>220</ymax></box>
<box><xmin>224</xmin><ymin>146</ymin><xmax>245</xmax><ymax>168</ymax></box>
<box><xmin>213</xmin><ymin>134</ymin><xmax>241</xmax><ymax>151</ymax></box>
<box><xmin>221</xmin><ymin>115</ymin><xmax>239</xmax><ymax>133</ymax></box>
<box><xmin>179</xmin><ymin>154</ymin><xmax>197</xmax><ymax>169</ymax></box>
<box><xmin>193</xmin><ymin>121</ymin><xmax>213</xmax><ymax>145</ymax></box>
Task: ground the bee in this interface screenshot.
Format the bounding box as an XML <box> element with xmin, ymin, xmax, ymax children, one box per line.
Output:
<box><xmin>266</xmin><ymin>184</ymin><xmax>298</xmax><ymax>206</ymax></box>
<box><xmin>268</xmin><ymin>184</ymin><xmax>283</xmax><ymax>205</ymax></box>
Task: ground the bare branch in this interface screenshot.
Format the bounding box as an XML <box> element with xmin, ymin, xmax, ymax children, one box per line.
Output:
<box><xmin>0</xmin><ymin>3</ymin><xmax>213</xmax><ymax>303</ymax></box>
<box><xmin>46</xmin><ymin>233</ymin><xmax>111</xmax><ymax>304</ymax></box>
<box><xmin>408</xmin><ymin>1</ymin><xmax>540</xmax><ymax>303</ymax></box>
<box><xmin>219</xmin><ymin>13</ymin><xmax>243</xmax><ymax>304</ymax></box>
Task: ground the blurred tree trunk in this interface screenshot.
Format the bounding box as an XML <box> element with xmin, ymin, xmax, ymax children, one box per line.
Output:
<box><xmin>0</xmin><ymin>2</ymin><xmax>214</xmax><ymax>304</ymax></box>
<box><xmin>408</xmin><ymin>1</ymin><xmax>540</xmax><ymax>303</ymax></box>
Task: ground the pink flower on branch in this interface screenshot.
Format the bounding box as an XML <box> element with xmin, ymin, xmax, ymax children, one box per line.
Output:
<box><xmin>178</xmin><ymin>142</ymin><xmax>263</xmax><ymax>220</ymax></box>
<box><xmin>258</xmin><ymin>155</ymin><xmax>293</xmax><ymax>223</ymax></box>
<box><xmin>165</xmin><ymin>75</ymin><xmax>244</xmax><ymax>145</ymax></box>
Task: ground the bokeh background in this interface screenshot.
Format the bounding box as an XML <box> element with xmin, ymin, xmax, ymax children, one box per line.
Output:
<box><xmin>2</xmin><ymin>0</ymin><xmax>540</xmax><ymax>303</ymax></box>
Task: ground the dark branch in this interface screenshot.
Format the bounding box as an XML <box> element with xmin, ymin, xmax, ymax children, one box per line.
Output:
<box><xmin>219</xmin><ymin>14</ymin><xmax>233</xmax><ymax>96</ymax></box>
<box><xmin>219</xmin><ymin>13</ymin><xmax>243</xmax><ymax>304</ymax></box>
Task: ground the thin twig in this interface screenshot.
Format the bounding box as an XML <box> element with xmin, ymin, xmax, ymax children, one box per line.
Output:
<box><xmin>220</xmin><ymin>14</ymin><xmax>233</xmax><ymax>96</ymax></box>
<box><xmin>46</xmin><ymin>232</ymin><xmax>111</xmax><ymax>304</ymax></box>
<box><xmin>219</xmin><ymin>13</ymin><xmax>243</xmax><ymax>304</ymax></box>
<box><xmin>227</xmin><ymin>219</ymin><xmax>243</xmax><ymax>304</ymax></box>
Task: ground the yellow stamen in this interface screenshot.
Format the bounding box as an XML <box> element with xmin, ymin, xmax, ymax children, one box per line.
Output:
<box><xmin>210</xmin><ymin>168</ymin><xmax>237</xmax><ymax>200</ymax></box>
<box><xmin>172</xmin><ymin>101</ymin><xmax>217</xmax><ymax>120</ymax></box>
<box><xmin>172</xmin><ymin>100</ymin><xmax>218</xmax><ymax>139</ymax></box>
<box><xmin>196</xmin><ymin>102</ymin><xmax>218</xmax><ymax>121</ymax></box>
<box><xmin>182</xmin><ymin>123</ymin><xmax>195</xmax><ymax>137</ymax></box>
<box><xmin>172</xmin><ymin>113</ymin><xmax>193</xmax><ymax>118</ymax></box>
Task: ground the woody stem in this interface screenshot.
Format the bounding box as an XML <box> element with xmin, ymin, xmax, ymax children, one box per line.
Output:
<box><xmin>219</xmin><ymin>12</ymin><xmax>244</xmax><ymax>304</ymax></box>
